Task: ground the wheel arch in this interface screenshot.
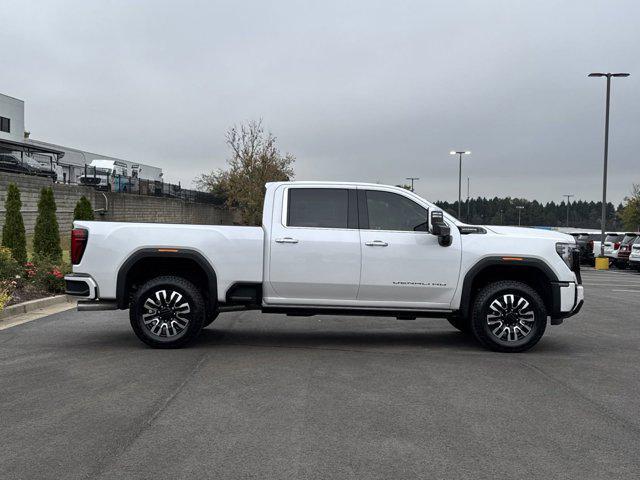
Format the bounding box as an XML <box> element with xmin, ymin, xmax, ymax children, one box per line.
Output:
<box><xmin>116</xmin><ymin>248</ymin><xmax>218</xmax><ymax>311</ymax></box>
<box><xmin>459</xmin><ymin>257</ymin><xmax>560</xmax><ymax>319</ymax></box>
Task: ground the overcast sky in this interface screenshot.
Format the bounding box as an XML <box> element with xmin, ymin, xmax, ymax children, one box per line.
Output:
<box><xmin>2</xmin><ymin>0</ymin><xmax>638</xmax><ymax>203</ymax></box>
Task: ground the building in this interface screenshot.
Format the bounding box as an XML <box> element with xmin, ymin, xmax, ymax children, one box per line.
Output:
<box><xmin>0</xmin><ymin>92</ymin><xmax>162</xmax><ymax>184</ymax></box>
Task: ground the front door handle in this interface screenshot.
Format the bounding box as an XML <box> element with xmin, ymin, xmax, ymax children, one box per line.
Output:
<box><xmin>275</xmin><ymin>237</ymin><xmax>299</xmax><ymax>244</ymax></box>
<box><xmin>365</xmin><ymin>240</ymin><xmax>388</xmax><ymax>247</ymax></box>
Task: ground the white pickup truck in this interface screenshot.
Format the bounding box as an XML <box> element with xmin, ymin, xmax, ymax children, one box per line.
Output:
<box><xmin>65</xmin><ymin>181</ymin><xmax>584</xmax><ymax>352</ymax></box>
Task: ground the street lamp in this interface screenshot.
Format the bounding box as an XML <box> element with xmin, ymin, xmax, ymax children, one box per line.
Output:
<box><xmin>562</xmin><ymin>194</ymin><xmax>574</xmax><ymax>227</ymax></box>
<box><xmin>405</xmin><ymin>177</ymin><xmax>419</xmax><ymax>192</ymax></box>
<box><xmin>588</xmin><ymin>72</ymin><xmax>630</xmax><ymax>257</ymax></box>
<box><xmin>450</xmin><ymin>150</ymin><xmax>471</xmax><ymax>219</ymax></box>
<box><xmin>516</xmin><ymin>205</ymin><xmax>524</xmax><ymax>226</ymax></box>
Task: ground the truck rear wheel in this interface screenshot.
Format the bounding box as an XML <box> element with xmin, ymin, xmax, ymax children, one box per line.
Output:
<box><xmin>130</xmin><ymin>275</ymin><xmax>205</xmax><ymax>348</ymax></box>
<box><xmin>470</xmin><ymin>280</ymin><xmax>546</xmax><ymax>353</ymax></box>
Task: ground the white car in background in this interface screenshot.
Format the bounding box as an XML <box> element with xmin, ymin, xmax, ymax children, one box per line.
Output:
<box><xmin>629</xmin><ymin>236</ymin><xmax>640</xmax><ymax>271</ymax></box>
<box><xmin>603</xmin><ymin>232</ymin><xmax>625</xmax><ymax>265</ymax></box>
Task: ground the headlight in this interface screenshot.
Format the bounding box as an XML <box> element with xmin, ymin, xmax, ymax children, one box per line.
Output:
<box><xmin>556</xmin><ymin>242</ymin><xmax>576</xmax><ymax>269</ymax></box>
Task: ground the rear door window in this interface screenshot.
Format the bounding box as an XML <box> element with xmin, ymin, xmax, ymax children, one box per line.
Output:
<box><xmin>287</xmin><ymin>188</ymin><xmax>355</xmax><ymax>229</ymax></box>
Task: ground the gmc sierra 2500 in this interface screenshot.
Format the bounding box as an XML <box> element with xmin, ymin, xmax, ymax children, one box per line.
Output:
<box><xmin>65</xmin><ymin>181</ymin><xmax>584</xmax><ymax>352</ymax></box>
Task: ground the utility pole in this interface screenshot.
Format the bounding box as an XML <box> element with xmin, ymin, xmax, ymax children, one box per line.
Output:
<box><xmin>449</xmin><ymin>150</ymin><xmax>471</xmax><ymax>219</ymax></box>
<box><xmin>405</xmin><ymin>177</ymin><xmax>419</xmax><ymax>192</ymax></box>
<box><xmin>588</xmin><ymin>72</ymin><xmax>630</xmax><ymax>256</ymax></box>
<box><xmin>563</xmin><ymin>194</ymin><xmax>574</xmax><ymax>227</ymax></box>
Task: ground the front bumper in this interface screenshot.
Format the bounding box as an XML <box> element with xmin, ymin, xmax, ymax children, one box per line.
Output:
<box><xmin>551</xmin><ymin>282</ymin><xmax>584</xmax><ymax>322</ymax></box>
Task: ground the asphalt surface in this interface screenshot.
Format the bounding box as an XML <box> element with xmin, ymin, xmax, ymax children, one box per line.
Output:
<box><xmin>2</xmin><ymin>267</ymin><xmax>640</xmax><ymax>479</ymax></box>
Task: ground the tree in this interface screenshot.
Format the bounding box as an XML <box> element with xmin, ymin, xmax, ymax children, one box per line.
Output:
<box><xmin>619</xmin><ymin>184</ymin><xmax>640</xmax><ymax>231</ymax></box>
<box><xmin>1</xmin><ymin>183</ymin><xmax>27</xmax><ymax>264</ymax></box>
<box><xmin>33</xmin><ymin>187</ymin><xmax>62</xmax><ymax>262</ymax></box>
<box><xmin>73</xmin><ymin>196</ymin><xmax>95</xmax><ymax>223</ymax></box>
<box><xmin>195</xmin><ymin>120</ymin><xmax>295</xmax><ymax>225</ymax></box>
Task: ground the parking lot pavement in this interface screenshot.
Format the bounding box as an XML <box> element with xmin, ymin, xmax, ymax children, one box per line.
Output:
<box><xmin>2</xmin><ymin>270</ymin><xmax>640</xmax><ymax>480</ymax></box>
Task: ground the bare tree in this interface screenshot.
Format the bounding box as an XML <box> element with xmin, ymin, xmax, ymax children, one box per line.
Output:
<box><xmin>196</xmin><ymin>120</ymin><xmax>295</xmax><ymax>225</ymax></box>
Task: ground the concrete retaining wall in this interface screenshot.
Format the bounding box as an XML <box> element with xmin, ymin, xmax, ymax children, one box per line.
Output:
<box><xmin>0</xmin><ymin>172</ymin><xmax>240</xmax><ymax>237</ymax></box>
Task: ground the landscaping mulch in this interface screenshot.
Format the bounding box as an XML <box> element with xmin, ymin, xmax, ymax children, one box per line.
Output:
<box><xmin>6</xmin><ymin>285</ymin><xmax>58</xmax><ymax>307</ymax></box>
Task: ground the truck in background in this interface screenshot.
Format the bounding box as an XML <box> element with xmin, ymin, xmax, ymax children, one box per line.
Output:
<box><xmin>78</xmin><ymin>159</ymin><xmax>163</xmax><ymax>192</ymax></box>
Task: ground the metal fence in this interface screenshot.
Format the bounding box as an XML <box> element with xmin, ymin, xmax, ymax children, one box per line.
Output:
<box><xmin>77</xmin><ymin>165</ymin><xmax>226</xmax><ymax>205</ymax></box>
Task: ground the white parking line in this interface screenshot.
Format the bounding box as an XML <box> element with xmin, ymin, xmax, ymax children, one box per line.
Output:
<box><xmin>584</xmin><ymin>283</ymin><xmax>640</xmax><ymax>287</ymax></box>
<box><xmin>611</xmin><ymin>289</ymin><xmax>640</xmax><ymax>293</ymax></box>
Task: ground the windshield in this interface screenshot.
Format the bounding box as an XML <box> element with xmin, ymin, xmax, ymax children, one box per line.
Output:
<box><xmin>621</xmin><ymin>234</ymin><xmax>638</xmax><ymax>245</ymax></box>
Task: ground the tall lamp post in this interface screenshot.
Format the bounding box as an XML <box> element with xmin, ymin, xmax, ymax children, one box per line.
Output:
<box><xmin>516</xmin><ymin>205</ymin><xmax>524</xmax><ymax>226</ymax></box>
<box><xmin>562</xmin><ymin>194</ymin><xmax>574</xmax><ymax>227</ymax></box>
<box><xmin>588</xmin><ymin>72</ymin><xmax>630</xmax><ymax>257</ymax></box>
<box><xmin>405</xmin><ymin>177</ymin><xmax>419</xmax><ymax>192</ymax></box>
<box><xmin>450</xmin><ymin>150</ymin><xmax>471</xmax><ymax>219</ymax></box>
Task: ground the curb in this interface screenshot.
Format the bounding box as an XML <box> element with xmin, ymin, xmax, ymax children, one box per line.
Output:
<box><xmin>0</xmin><ymin>295</ymin><xmax>75</xmax><ymax>320</ymax></box>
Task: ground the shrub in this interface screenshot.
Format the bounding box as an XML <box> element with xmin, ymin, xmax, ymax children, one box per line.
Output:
<box><xmin>0</xmin><ymin>246</ymin><xmax>20</xmax><ymax>280</ymax></box>
<box><xmin>0</xmin><ymin>282</ymin><xmax>12</xmax><ymax>311</ymax></box>
<box><xmin>27</xmin><ymin>257</ymin><xmax>69</xmax><ymax>294</ymax></box>
<box><xmin>73</xmin><ymin>196</ymin><xmax>95</xmax><ymax>223</ymax></box>
<box><xmin>1</xmin><ymin>183</ymin><xmax>27</xmax><ymax>264</ymax></box>
<box><xmin>33</xmin><ymin>187</ymin><xmax>62</xmax><ymax>263</ymax></box>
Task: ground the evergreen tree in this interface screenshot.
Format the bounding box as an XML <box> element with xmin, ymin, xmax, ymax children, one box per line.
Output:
<box><xmin>33</xmin><ymin>187</ymin><xmax>62</xmax><ymax>262</ymax></box>
<box><xmin>1</xmin><ymin>183</ymin><xmax>27</xmax><ymax>264</ymax></box>
<box><xmin>73</xmin><ymin>196</ymin><xmax>95</xmax><ymax>223</ymax></box>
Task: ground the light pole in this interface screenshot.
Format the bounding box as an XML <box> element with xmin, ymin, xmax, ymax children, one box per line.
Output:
<box><xmin>562</xmin><ymin>194</ymin><xmax>574</xmax><ymax>227</ymax></box>
<box><xmin>450</xmin><ymin>150</ymin><xmax>471</xmax><ymax>219</ymax></box>
<box><xmin>588</xmin><ymin>72</ymin><xmax>630</xmax><ymax>256</ymax></box>
<box><xmin>466</xmin><ymin>177</ymin><xmax>470</xmax><ymax>222</ymax></box>
<box><xmin>405</xmin><ymin>177</ymin><xmax>419</xmax><ymax>192</ymax></box>
<box><xmin>516</xmin><ymin>205</ymin><xmax>524</xmax><ymax>226</ymax></box>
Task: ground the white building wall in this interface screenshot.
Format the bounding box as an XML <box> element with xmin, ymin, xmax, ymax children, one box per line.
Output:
<box><xmin>0</xmin><ymin>93</ymin><xmax>25</xmax><ymax>143</ymax></box>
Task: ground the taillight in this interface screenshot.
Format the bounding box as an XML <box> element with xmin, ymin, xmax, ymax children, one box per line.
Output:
<box><xmin>614</xmin><ymin>242</ymin><xmax>621</xmax><ymax>249</ymax></box>
<box><xmin>71</xmin><ymin>228</ymin><xmax>88</xmax><ymax>265</ymax></box>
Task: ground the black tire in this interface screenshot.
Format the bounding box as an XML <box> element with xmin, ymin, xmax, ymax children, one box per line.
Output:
<box><xmin>130</xmin><ymin>276</ymin><xmax>205</xmax><ymax>348</ymax></box>
<box><xmin>470</xmin><ymin>280</ymin><xmax>547</xmax><ymax>353</ymax></box>
<box><xmin>447</xmin><ymin>316</ymin><xmax>471</xmax><ymax>333</ymax></box>
<box><xmin>203</xmin><ymin>312</ymin><xmax>219</xmax><ymax>328</ymax></box>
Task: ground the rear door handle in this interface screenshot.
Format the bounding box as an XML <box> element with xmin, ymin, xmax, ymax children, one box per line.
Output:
<box><xmin>275</xmin><ymin>237</ymin><xmax>299</xmax><ymax>244</ymax></box>
<box><xmin>365</xmin><ymin>240</ymin><xmax>388</xmax><ymax>247</ymax></box>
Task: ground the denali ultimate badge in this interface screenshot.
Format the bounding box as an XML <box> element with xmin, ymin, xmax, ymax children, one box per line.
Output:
<box><xmin>393</xmin><ymin>281</ymin><xmax>447</xmax><ymax>287</ymax></box>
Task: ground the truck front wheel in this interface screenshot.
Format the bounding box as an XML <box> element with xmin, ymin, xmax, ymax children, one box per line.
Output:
<box><xmin>470</xmin><ymin>280</ymin><xmax>547</xmax><ymax>353</ymax></box>
<box><xmin>447</xmin><ymin>316</ymin><xmax>471</xmax><ymax>333</ymax></box>
<box><xmin>130</xmin><ymin>276</ymin><xmax>205</xmax><ymax>348</ymax></box>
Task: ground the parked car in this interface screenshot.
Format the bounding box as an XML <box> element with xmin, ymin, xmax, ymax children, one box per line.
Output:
<box><xmin>603</xmin><ymin>232</ymin><xmax>626</xmax><ymax>266</ymax></box>
<box><xmin>616</xmin><ymin>233</ymin><xmax>639</xmax><ymax>269</ymax></box>
<box><xmin>65</xmin><ymin>181</ymin><xmax>583</xmax><ymax>353</ymax></box>
<box><xmin>0</xmin><ymin>153</ymin><xmax>57</xmax><ymax>180</ymax></box>
<box><xmin>569</xmin><ymin>232</ymin><xmax>598</xmax><ymax>266</ymax></box>
<box><xmin>629</xmin><ymin>236</ymin><xmax>640</xmax><ymax>271</ymax></box>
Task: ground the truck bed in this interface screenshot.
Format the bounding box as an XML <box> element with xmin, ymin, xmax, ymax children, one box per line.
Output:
<box><xmin>74</xmin><ymin>221</ymin><xmax>264</xmax><ymax>302</ymax></box>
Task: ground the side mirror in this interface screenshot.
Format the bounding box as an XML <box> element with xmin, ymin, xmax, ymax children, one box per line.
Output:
<box><xmin>429</xmin><ymin>210</ymin><xmax>452</xmax><ymax>247</ymax></box>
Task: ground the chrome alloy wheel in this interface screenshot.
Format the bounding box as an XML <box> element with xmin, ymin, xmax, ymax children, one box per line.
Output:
<box><xmin>486</xmin><ymin>293</ymin><xmax>535</xmax><ymax>342</ymax></box>
<box><xmin>142</xmin><ymin>289</ymin><xmax>191</xmax><ymax>339</ymax></box>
